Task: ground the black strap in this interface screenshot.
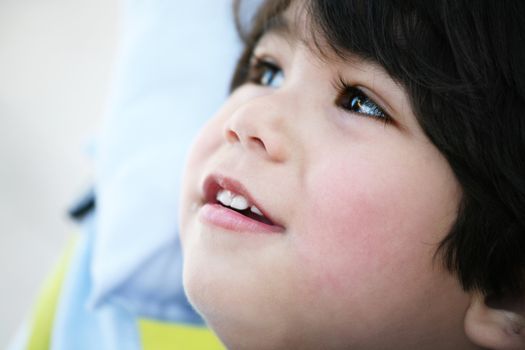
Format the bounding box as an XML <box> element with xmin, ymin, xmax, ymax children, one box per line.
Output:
<box><xmin>68</xmin><ymin>189</ymin><xmax>96</xmax><ymax>221</ymax></box>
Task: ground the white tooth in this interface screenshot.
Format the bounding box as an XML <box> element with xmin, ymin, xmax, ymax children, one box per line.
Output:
<box><xmin>250</xmin><ymin>205</ymin><xmax>263</xmax><ymax>216</ymax></box>
<box><xmin>230</xmin><ymin>195</ymin><xmax>249</xmax><ymax>210</ymax></box>
<box><xmin>217</xmin><ymin>190</ymin><xmax>233</xmax><ymax>206</ymax></box>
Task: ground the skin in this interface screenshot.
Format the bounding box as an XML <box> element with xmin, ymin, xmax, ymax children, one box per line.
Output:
<box><xmin>179</xmin><ymin>6</ymin><xmax>481</xmax><ymax>350</ymax></box>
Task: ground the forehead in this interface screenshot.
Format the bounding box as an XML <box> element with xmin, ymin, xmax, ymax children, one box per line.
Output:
<box><xmin>255</xmin><ymin>2</ymin><xmax>381</xmax><ymax>69</ymax></box>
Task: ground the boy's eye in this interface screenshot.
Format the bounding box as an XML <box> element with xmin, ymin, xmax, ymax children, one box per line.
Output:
<box><xmin>248</xmin><ymin>57</ymin><xmax>284</xmax><ymax>89</ymax></box>
<box><xmin>335</xmin><ymin>83</ymin><xmax>391</xmax><ymax>123</ymax></box>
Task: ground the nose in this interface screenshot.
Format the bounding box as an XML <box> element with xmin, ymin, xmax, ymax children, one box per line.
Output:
<box><xmin>224</xmin><ymin>95</ymin><xmax>291</xmax><ymax>162</ymax></box>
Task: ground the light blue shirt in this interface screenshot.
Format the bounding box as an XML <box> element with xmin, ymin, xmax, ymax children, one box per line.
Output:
<box><xmin>10</xmin><ymin>1</ymin><xmax>245</xmax><ymax>348</ymax></box>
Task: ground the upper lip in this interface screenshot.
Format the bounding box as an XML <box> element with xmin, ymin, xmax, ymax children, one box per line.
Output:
<box><xmin>202</xmin><ymin>174</ymin><xmax>283</xmax><ymax>228</ymax></box>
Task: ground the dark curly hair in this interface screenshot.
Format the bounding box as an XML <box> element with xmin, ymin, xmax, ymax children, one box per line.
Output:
<box><xmin>232</xmin><ymin>0</ymin><xmax>525</xmax><ymax>297</ymax></box>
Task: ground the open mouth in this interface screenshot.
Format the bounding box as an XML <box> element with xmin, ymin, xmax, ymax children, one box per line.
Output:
<box><xmin>203</xmin><ymin>175</ymin><xmax>279</xmax><ymax>228</ymax></box>
<box><xmin>214</xmin><ymin>189</ymin><xmax>275</xmax><ymax>226</ymax></box>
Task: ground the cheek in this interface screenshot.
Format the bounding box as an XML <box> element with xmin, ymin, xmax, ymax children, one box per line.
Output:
<box><xmin>180</xmin><ymin>115</ymin><xmax>225</xmax><ymax>239</ymax></box>
<box><xmin>182</xmin><ymin>91</ymin><xmax>246</xmax><ymax>177</ymax></box>
<box><xmin>185</xmin><ymin>118</ymin><xmax>223</xmax><ymax>171</ymax></box>
<box><xmin>293</xmin><ymin>151</ymin><xmax>460</xmax><ymax>298</ymax></box>
<box><xmin>296</xmin><ymin>168</ymin><xmax>396</xmax><ymax>294</ymax></box>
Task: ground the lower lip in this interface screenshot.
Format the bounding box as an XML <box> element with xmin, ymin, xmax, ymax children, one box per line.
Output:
<box><xmin>199</xmin><ymin>203</ymin><xmax>284</xmax><ymax>234</ymax></box>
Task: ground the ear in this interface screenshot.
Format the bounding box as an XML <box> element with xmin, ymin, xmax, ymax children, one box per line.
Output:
<box><xmin>464</xmin><ymin>292</ymin><xmax>525</xmax><ymax>350</ymax></box>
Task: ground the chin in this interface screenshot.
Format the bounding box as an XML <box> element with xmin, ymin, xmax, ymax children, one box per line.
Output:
<box><xmin>182</xmin><ymin>250</ymin><xmax>287</xmax><ymax>349</ymax></box>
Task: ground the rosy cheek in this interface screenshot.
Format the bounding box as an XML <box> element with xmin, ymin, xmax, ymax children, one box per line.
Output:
<box><xmin>294</xmin><ymin>160</ymin><xmax>426</xmax><ymax>296</ymax></box>
<box><xmin>296</xmin><ymin>187</ymin><xmax>363</xmax><ymax>282</ymax></box>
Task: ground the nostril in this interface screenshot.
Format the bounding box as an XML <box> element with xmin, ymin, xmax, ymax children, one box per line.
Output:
<box><xmin>249</xmin><ymin>136</ymin><xmax>266</xmax><ymax>151</ymax></box>
<box><xmin>225</xmin><ymin>128</ymin><xmax>266</xmax><ymax>151</ymax></box>
<box><xmin>225</xmin><ymin>129</ymin><xmax>240</xmax><ymax>143</ymax></box>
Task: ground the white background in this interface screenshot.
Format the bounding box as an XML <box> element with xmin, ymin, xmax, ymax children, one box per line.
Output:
<box><xmin>0</xmin><ymin>0</ymin><xmax>117</xmax><ymax>346</ymax></box>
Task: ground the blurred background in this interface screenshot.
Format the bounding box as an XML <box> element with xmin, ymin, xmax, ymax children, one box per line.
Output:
<box><xmin>0</xmin><ymin>0</ymin><xmax>117</xmax><ymax>346</ymax></box>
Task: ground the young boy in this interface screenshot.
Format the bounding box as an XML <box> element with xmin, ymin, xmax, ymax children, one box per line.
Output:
<box><xmin>179</xmin><ymin>0</ymin><xmax>525</xmax><ymax>349</ymax></box>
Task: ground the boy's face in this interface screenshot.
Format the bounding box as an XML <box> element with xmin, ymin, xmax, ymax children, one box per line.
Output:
<box><xmin>180</xmin><ymin>7</ymin><xmax>477</xmax><ymax>350</ymax></box>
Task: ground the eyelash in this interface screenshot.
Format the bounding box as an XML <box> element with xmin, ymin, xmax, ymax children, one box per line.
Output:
<box><xmin>246</xmin><ymin>56</ymin><xmax>392</xmax><ymax>124</ymax></box>
<box><xmin>333</xmin><ymin>77</ymin><xmax>392</xmax><ymax>124</ymax></box>
<box><xmin>247</xmin><ymin>56</ymin><xmax>283</xmax><ymax>88</ymax></box>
